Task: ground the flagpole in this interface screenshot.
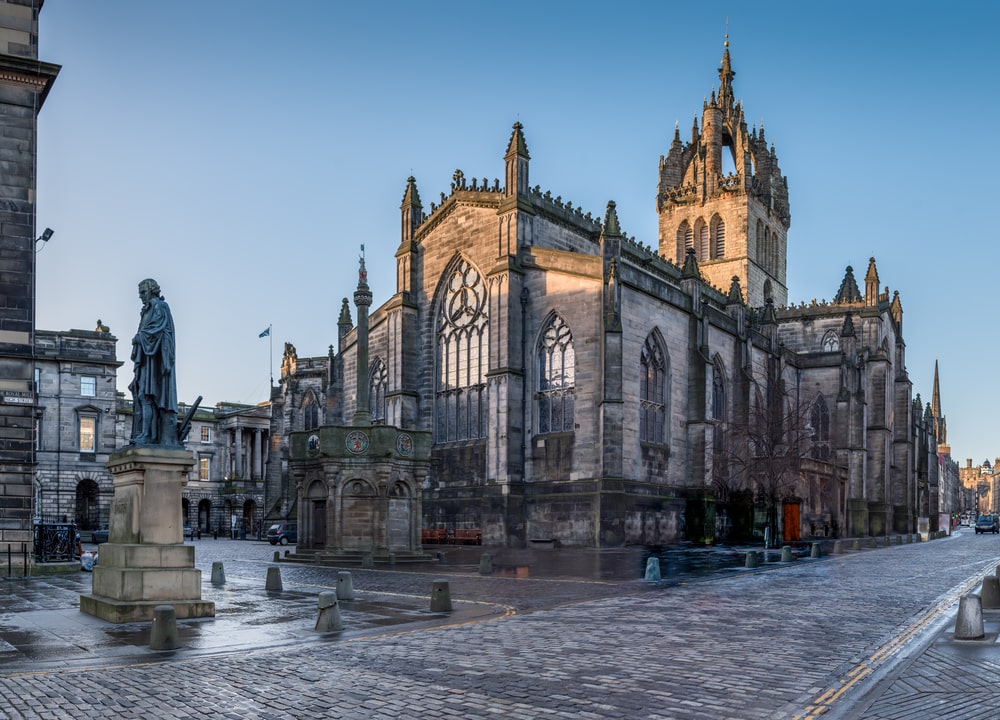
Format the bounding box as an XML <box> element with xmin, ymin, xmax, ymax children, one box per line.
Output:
<box><xmin>268</xmin><ymin>324</ymin><xmax>273</xmax><ymax>386</ymax></box>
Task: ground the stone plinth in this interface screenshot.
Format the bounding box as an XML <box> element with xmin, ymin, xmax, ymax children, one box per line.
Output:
<box><xmin>80</xmin><ymin>446</ymin><xmax>215</xmax><ymax>623</ymax></box>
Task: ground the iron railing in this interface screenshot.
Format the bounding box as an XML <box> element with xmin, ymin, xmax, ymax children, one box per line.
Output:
<box><xmin>33</xmin><ymin>522</ymin><xmax>79</xmax><ymax>563</ymax></box>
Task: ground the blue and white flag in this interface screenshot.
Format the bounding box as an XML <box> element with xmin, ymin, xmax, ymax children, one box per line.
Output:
<box><xmin>258</xmin><ymin>326</ymin><xmax>270</xmax><ymax>338</ymax></box>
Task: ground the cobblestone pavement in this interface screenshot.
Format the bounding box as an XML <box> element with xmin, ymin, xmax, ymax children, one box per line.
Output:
<box><xmin>0</xmin><ymin>531</ymin><xmax>997</xmax><ymax>719</ymax></box>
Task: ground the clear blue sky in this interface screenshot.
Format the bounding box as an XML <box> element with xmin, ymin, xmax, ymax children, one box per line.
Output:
<box><xmin>35</xmin><ymin>2</ymin><xmax>999</xmax><ymax>466</ymax></box>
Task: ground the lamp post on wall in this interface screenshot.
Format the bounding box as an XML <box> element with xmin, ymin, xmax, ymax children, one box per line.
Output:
<box><xmin>31</xmin><ymin>228</ymin><xmax>53</xmax><ymax>524</ymax></box>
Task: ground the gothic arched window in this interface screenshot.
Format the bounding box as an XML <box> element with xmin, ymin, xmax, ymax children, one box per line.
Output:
<box><xmin>640</xmin><ymin>333</ymin><xmax>668</xmax><ymax>444</ymax></box>
<box><xmin>677</xmin><ymin>221</ymin><xmax>693</xmax><ymax>260</ymax></box>
<box><xmin>537</xmin><ymin>314</ymin><xmax>575</xmax><ymax>434</ymax></box>
<box><xmin>369</xmin><ymin>357</ymin><xmax>387</xmax><ymax>424</ymax></box>
<box><xmin>435</xmin><ymin>258</ymin><xmax>489</xmax><ymax>442</ymax></box>
<box><xmin>695</xmin><ymin>218</ymin><xmax>710</xmax><ymax>261</ymax></box>
<box><xmin>822</xmin><ymin>331</ymin><xmax>840</xmax><ymax>352</ymax></box>
<box><xmin>810</xmin><ymin>395</ymin><xmax>831</xmax><ymax>460</ymax></box>
<box><xmin>711</xmin><ymin>215</ymin><xmax>726</xmax><ymax>259</ymax></box>
<box><xmin>301</xmin><ymin>391</ymin><xmax>319</xmax><ymax>431</ymax></box>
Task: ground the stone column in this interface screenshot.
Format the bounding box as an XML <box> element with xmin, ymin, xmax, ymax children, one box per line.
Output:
<box><xmin>234</xmin><ymin>427</ymin><xmax>243</xmax><ymax>478</ymax></box>
<box><xmin>254</xmin><ymin>429</ymin><xmax>262</xmax><ymax>479</ymax></box>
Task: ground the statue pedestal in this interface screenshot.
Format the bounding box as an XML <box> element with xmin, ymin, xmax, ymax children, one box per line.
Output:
<box><xmin>80</xmin><ymin>446</ymin><xmax>215</xmax><ymax>623</ymax></box>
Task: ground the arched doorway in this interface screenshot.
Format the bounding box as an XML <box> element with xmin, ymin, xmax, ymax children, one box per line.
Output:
<box><xmin>75</xmin><ymin>479</ymin><xmax>100</xmax><ymax>530</ymax></box>
<box><xmin>307</xmin><ymin>479</ymin><xmax>326</xmax><ymax>550</ymax></box>
<box><xmin>242</xmin><ymin>499</ymin><xmax>256</xmax><ymax>539</ymax></box>
<box><xmin>388</xmin><ymin>481</ymin><xmax>413</xmax><ymax>550</ymax></box>
<box><xmin>198</xmin><ymin>499</ymin><xmax>212</xmax><ymax>534</ymax></box>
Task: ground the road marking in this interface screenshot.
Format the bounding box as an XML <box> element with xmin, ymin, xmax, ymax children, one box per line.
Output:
<box><xmin>792</xmin><ymin>568</ymin><xmax>993</xmax><ymax>719</ymax></box>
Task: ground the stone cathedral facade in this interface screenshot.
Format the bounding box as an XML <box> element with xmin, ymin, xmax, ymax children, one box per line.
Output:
<box><xmin>267</xmin><ymin>43</ymin><xmax>942</xmax><ymax>550</ymax></box>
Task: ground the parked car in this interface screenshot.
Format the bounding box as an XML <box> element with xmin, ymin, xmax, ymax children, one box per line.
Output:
<box><xmin>266</xmin><ymin>522</ymin><xmax>297</xmax><ymax>545</ymax></box>
<box><xmin>974</xmin><ymin>515</ymin><xmax>999</xmax><ymax>534</ymax></box>
<box><xmin>90</xmin><ymin>527</ymin><xmax>109</xmax><ymax>544</ymax></box>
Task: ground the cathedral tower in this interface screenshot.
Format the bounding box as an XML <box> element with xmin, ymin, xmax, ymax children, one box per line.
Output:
<box><xmin>656</xmin><ymin>38</ymin><xmax>790</xmax><ymax>307</ymax></box>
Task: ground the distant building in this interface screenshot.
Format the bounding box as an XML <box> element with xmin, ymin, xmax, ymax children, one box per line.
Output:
<box><xmin>34</xmin><ymin>327</ymin><xmax>120</xmax><ymax>528</ymax></box>
<box><xmin>268</xmin><ymin>41</ymin><xmax>944</xmax><ymax>549</ymax></box>
<box><xmin>35</xmin><ymin>324</ymin><xmax>269</xmax><ymax>539</ymax></box>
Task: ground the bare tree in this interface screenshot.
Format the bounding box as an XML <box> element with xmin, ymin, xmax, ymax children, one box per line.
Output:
<box><xmin>713</xmin><ymin>357</ymin><xmax>815</xmax><ymax>546</ymax></box>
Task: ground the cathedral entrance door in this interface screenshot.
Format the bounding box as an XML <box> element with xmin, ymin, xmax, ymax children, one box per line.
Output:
<box><xmin>783</xmin><ymin>501</ymin><xmax>801</xmax><ymax>542</ymax></box>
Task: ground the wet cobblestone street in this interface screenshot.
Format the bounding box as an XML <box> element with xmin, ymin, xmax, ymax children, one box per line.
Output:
<box><xmin>1</xmin><ymin>531</ymin><xmax>998</xmax><ymax>719</ymax></box>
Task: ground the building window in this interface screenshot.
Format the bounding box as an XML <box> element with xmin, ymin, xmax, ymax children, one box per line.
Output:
<box><xmin>200</xmin><ymin>426</ymin><xmax>211</xmax><ymax>443</ymax></box>
<box><xmin>712</xmin><ymin>215</ymin><xmax>726</xmax><ymax>259</ymax></box>
<box><xmin>822</xmin><ymin>331</ymin><xmax>840</xmax><ymax>353</ymax></box>
<box><xmin>81</xmin><ymin>376</ymin><xmax>96</xmax><ymax>397</ymax></box>
<box><xmin>640</xmin><ymin>334</ymin><xmax>667</xmax><ymax>444</ymax></box>
<box><xmin>79</xmin><ymin>416</ymin><xmax>96</xmax><ymax>453</ymax></box>
<box><xmin>695</xmin><ymin>218</ymin><xmax>709</xmax><ymax>261</ymax></box>
<box><xmin>199</xmin><ymin>457</ymin><xmax>210</xmax><ymax>481</ymax></box>
<box><xmin>34</xmin><ymin>367</ymin><xmax>40</xmax><ymax>394</ymax></box>
<box><xmin>810</xmin><ymin>396</ymin><xmax>831</xmax><ymax>460</ymax></box>
<box><xmin>35</xmin><ymin>417</ymin><xmax>41</xmax><ymax>451</ymax></box>
<box><xmin>435</xmin><ymin>258</ymin><xmax>489</xmax><ymax>442</ymax></box>
<box><xmin>302</xmin><ymin>391</ymin><xmax>319</xmax><ymax>431</ymax></box>
<box><xmin>537</xmin><ymin>314</ymin><xmax>575</xmax><ymax>434</ymax></box>
<box><xmin>369</xmin><ymin>357</ymin><xmax>387</xmax><ymax>423</ymax></box>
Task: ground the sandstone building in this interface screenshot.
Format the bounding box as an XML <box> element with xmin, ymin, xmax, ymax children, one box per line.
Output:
<box><xmin>268</xmin><ymin>41</ymin><xmax>948</xmax><ymax>550</ymax></box>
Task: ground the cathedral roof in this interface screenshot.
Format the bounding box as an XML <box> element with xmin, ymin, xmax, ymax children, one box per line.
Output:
<box><xmin>834</xmin><ymin>266</ymin><xmax>862</xmax><ymax>304</ymax></box>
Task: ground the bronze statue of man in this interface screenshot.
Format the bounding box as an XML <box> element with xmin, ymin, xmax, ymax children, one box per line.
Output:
<box><xmin>128</xmin><ymin>278</ymin><xmax>179</xmax><ymax>447</ymax></box>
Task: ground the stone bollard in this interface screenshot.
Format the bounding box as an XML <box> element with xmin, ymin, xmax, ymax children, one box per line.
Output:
<box><xmin>336</xmin><ymin>571</ymin><xmax>355</xmax><ymax>601</ymax></box>
<box><xmin>430</xmin><ymin>579</ymin><xmax>453</xmax><ymax>612</ymax></box>
<box><xmin>981</xmin><ymin>576</ymin><xmax>1000</xmax><ymax>609</ymax></box>
<box><xmin>644</xmin><ymin>556</ymin><xmax>661</xmax><ymax>581</ymax></box>
<box><xmin>265</xmin><ymin>565</ymin><xmax>283</xmax><ymax>592</ymax></box>
<box><xmin>362</xmin><ymin>551</ymin><xmax>374</xmax><ymax>569</ymax></box>
<box><xmin>210</xmin><ymin>561</ymin><xmax>226</xmax><ymax>585</ymax></box>
<box><xmin>852</xmin><ymin>539</ymin><xmax>861</xmax><ymax>551</ymax></box>
<box><xmin>314</xmin><ymin>591</ymin><xmax>344</xmax><ymax>632</ymax></box>
<box><xmin>745</xmin><ymin>551</ymin><xmax>759</xmax><ymax>569</ymax></box>
<box><xmin>479</xmin><ymin>553</ymin><xmax>493</xmax><ymax>575</ymax></box>
<box><xmin>832</xmin><ymin>540</ymin><xmax>843</xmax><ymax>554</ymax></box>
<box><xmin>781</xmin><ymin>545</ymin><xmax>793</xmax><ymax>562</ymax></box>
<box><xmin>149</xmin><ymin>605</ymin><xmax>180</xmax><ymax>651</ymax></box>
<box><xmin>810</xmin><ymin>542</ymin><xmax>821</xmax><ymax>559</ymax></box>
<box><xmin>954</xmin><ymin>594</ymin><xmax>985</xmax><ymax>640</ymax></box>
<box><xmin>273</xmin><ymin>550</ymin><xmax>280</xmax><ymax>562</ymax></box>
<box><xmin>896</xmin><ymin>535</ymin><xmax>902</xmax><ymax>545</ymax></box>
<box><xmin>388</xmin><ymin>552</ymin><xmax>396</xmax><ymax>567</ymax></box>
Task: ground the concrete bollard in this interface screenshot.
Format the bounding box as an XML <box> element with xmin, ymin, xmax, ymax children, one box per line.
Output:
<box><xmin>336</xmin><ymin>571</ymin><xmax>355</xmax><ymax>601</ymax></box>
<box><xmin>644</xmin><ymin>556</ymin><xmax>661</xmax><ymax>581</ymax></box>
<box><xmin>273</xmin><ymin>551</ymin><xmax>280</xmax><ymax>562</ymax></box>
<box><xmin>479</xmin><ymin>553</ymin><xmax>493</xmax><ymax>575</ymax></box>
<box><xmin>210</xmin><ymin>561</ymin><xmax>226</xmax><ymax>585</ymax></box>
<box><xmin>852</xmin><ymin>539</ymin><xmax>861</xmax><ymax>551</ymax></box>
<box><xmin>954</xmin><ymin>594</ymin><xmax>985</xmax><ymax>640</ymax></box>
<box><xmin>388</xmin><ymin>552</ymin><xmax>396</xmax><ymax>567</ymax></box>
<box><xmin>362</xmin><ymin>551</ymin><xmax>374</xmax><ymax>569</ymax></box>
<box><xmin>981</xmin><ymin>576</ymin><xmax>1000</xmax><ymax>609</ymax></box>
<box><xmin>832</xmin><ymin>540</ymin><xmax>843</xmax><ymax>554</ymax></box>
<box><xmin>430</xmin><ymin>579</ymin><xmax>453</xmax><ymax>612</ymax></box>
<box><xmin>810</xmin><ymin>542</ymin><xmax>821</xmax><ymax>559</ymax></box>
<box><xmin>149</xmin><ymin>605</ymin><xmax>180</xmax><ymax>651</ymax></box>
<box><xmin>745</xmin><ymin>551</ymin><xmax>759</xmax><ymax>569</ymax></box>
<box><xmin>314</xmin><ymin>591</ymin><xmax>344</xmax><ymax>632</ymax></box>
<box><xmin>265</xmin><ymin>565</ymin><xmax>283</xmax><ymax>591</ymax></box>
<box><xmin>780</xmin><ymin>545</ymin><xmax>793</xmax><ymax>562</ymax></box>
